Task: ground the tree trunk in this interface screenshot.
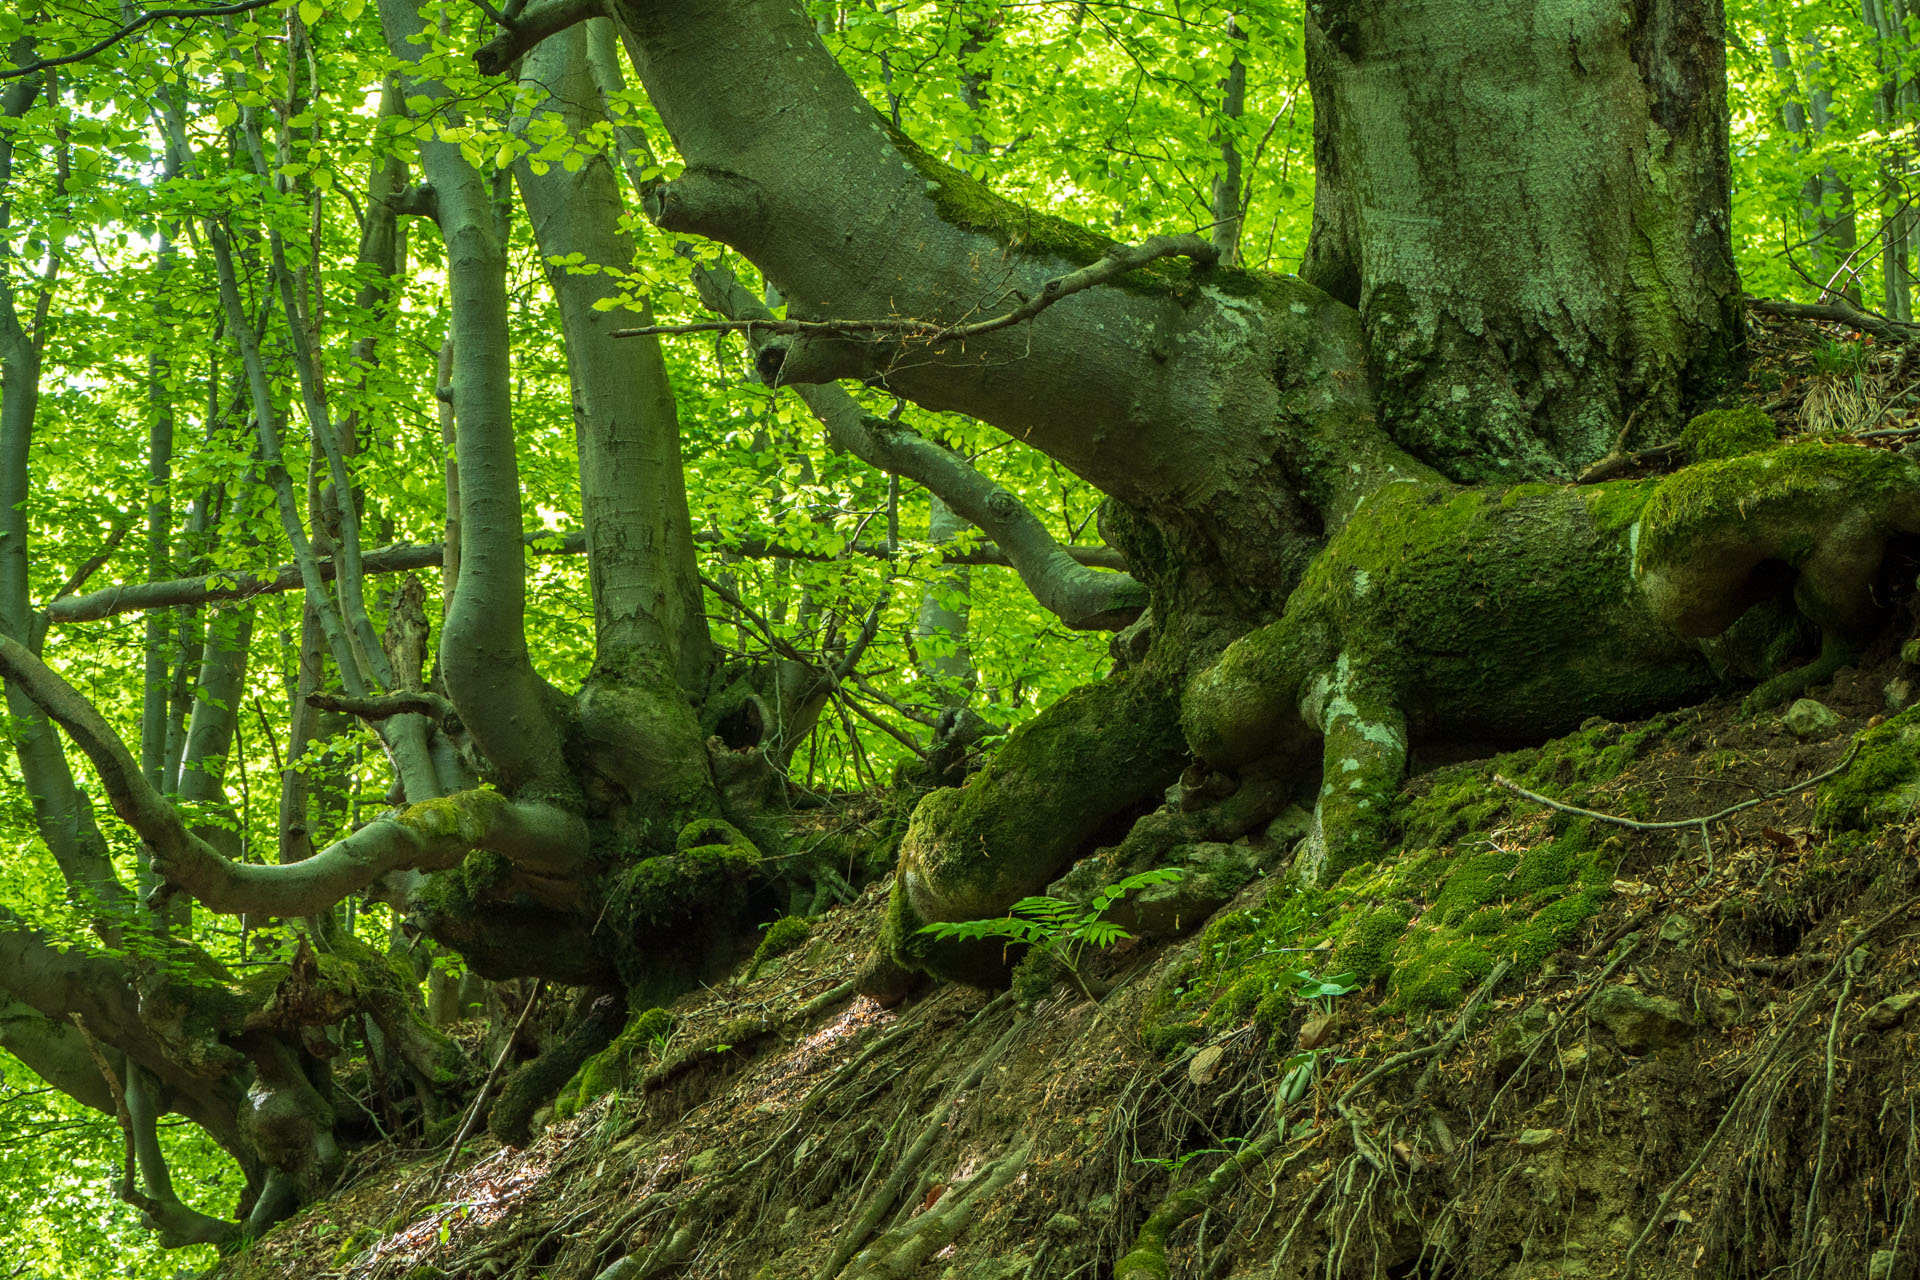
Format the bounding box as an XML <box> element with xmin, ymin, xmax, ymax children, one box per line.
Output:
<box><xmin>1301</xmin><ymin>0</ymin><xmax>1742</xmax><ymax>480</ymax></box>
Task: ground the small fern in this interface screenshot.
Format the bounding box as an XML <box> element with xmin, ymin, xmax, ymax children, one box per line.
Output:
<box><xmin>917</xmin><ymin>868</ymin><xmax>1185</xmax><ymax>999</ymax></box>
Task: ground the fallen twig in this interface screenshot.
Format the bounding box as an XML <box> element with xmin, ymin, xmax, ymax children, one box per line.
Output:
<box><xmin>1493</xmin><ymin>739</ymin><xmax>1859</xmax><ymax>832</ymax></box>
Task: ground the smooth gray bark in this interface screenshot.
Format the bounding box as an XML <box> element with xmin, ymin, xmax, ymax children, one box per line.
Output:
<box><xmin>383</xmin><ymin>0</ymin><xmax>573</xmax><ymax>795</ymax></box>
<box><xmin>512</xmin><ymin>26</ymin><xmax>711</xmax><ymax>691</ymax></box>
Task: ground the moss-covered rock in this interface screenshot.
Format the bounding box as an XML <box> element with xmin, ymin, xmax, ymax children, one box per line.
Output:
<box><xmin>1679</xmin><ymin>405</ymin><xmax>1776</xmax><ymax>461</ymax></box>
<box><xmin>1817</xmin><ymin>703</ymin><xmax>1920</xmax><ymax>830</ymax></box>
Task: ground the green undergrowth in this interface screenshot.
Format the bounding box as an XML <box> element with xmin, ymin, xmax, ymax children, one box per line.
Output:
<box><xmin>1143</xmin><ymin>715</ymin><xmax>1684</xmax><ymax>1052</ymax></box>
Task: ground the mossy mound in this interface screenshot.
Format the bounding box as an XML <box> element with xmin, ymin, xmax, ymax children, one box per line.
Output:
<box><xmin>1816</xmin><ymin>702</ymin><xmax>1920</xmax><ymax>830</ymax></box>
<box><xmin>745</xmin><ymin>915</ymin><xmax>812</xmax><ymax>980</ymax></box>
<box><xmin>553</xmin><ymin>1006</ymin><xmax>674</xmax><ymax>1121</ymax></box>
<box><xmin>1679</xmin><ymin>404</ymin><xmax>1776</xmax><ymax>461</ymax></box>
<box><xmin>1143</xmin><ymin>715</ymin><xmax>1681</xmax><ymax>1051</ymax></box>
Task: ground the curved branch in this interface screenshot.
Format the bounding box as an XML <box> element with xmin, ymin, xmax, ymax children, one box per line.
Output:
<box><xmin>474</xmin><ymin>0</ymin><xmax>605</xmax><ymax>75</ymax></box>
<box><xmin>147</xmin><ymin>790</ymin><xmax>589</xmax><ymax>918</ymax></box>
<box><xmin>0</xmin><ymin>635</ymin><xmax>208</xmax><ymax>872</ymax></box>
<box><xmin>44</xmin><ymin>532</ymin><xmax>1124</xmax><ymax>624</ymax></box>
<box><xmin>603</xmin><ymin>0</ymin><xmax>1330</xmax><ymax>580</ymax></box>
<box><xmin>695</xmin><ymin>264</ymin><xmax>1147</xmax><ymax>631</ymax></box>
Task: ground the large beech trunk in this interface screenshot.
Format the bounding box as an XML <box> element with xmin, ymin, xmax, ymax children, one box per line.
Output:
<box><xmin>1302</xmin><ymin>0</ymin><xmax>1743</xmax><ymax>481</ymax></box>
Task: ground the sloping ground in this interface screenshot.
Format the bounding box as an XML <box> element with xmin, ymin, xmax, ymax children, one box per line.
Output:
<box><xmin>205</xmin><ymin>648</ymin><xmax>1920</xmax><ymax>1280</ymax></box>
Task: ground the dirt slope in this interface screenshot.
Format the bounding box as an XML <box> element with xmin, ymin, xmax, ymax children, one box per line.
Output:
<box><xmin>199</xmin><ymin>645</ymin><xmax>1920</xmax><ymax>1280</ymax></box>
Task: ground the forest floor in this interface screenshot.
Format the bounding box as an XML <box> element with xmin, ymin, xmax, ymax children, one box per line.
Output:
<box><xmin>206</xmin><ymin>653</ymin><xmax>1920</xmax><ymax>1280</ymax></box>
<box><xmin>204</xmin><ymin>318</ymin><xmax>1920</xmax><ymax>1280</ymax></box>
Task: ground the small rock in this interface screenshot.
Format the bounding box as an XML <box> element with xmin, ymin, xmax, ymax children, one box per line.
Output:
<box><xmin>1515</xmin><ymin>1128</ymin><xmax>1557</xmax><ymax>1148</ymax></box>
<box><xmin>1872</xmin><ymin>1248</ymin><xmax>1898</xmax><ymax>1280</ymax></box>
<box><xmin>1783</xmin><ymin>698</ymin><xmax>1843</xmax><ymax>739</ymax></box>
<box><xmin>1297</xmin><ymin>1014</ymin><xmax>1334</xmax><ymax>1051</ymax></box>
<box><xmin>1865</xmin><ymin>991</ymin><xmax>1920</xmax><ymax>1030</ymax></box>
<box><xmin>1187</xmin><ymin>1044</ymin><xmax>1227</xmax><ymax>1085</ymax></box>
<box><xmin>1558</xmin><ymin>1042</ymin><xmax>1589</xmax><ymax>1071</ymax></box>
<box><xmin>1043</xmin><ymin>1214</ymin><xmax>1082</xmax><ymax>1238</ymax></box>
<box><xmin>1264</xmin><ymin>805</ymin><xmax>1312</xmax><ymax>845</ymax></box>
<box><xmin>1658</xmin><ymin>913</ymin><xmax>1695</xmax><ymax>946</ymax></box>
<box><xmin>1588</xmin><ymin>984</ymin><xmax>1695</xmax><ymax>1054</ymax></box>
<box><xmin>1889</xmin><ymin>677</ymin><xmax>1917</xmax><ymax>713</ymax></box>
<box><xmin>1706</xmin><ymin>988</ymin><xmax>1743</xmax><ymax>1028</ymax></box>
<box><xmin>1903</xmin><ymin>638</ymin><xmax>1920</xmax><ymax>667</ymax></box>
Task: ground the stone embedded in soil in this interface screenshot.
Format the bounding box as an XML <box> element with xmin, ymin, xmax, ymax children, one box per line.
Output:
<box><xmin>1187</xmin><ymin>1044</ymin><xmax>1227</xmax><ymax>1084</ymax></box>
<box><xmin>1658</xmin><ymin>912</ymin><xmax>1696</xmax><ymax>946</ymax></box>
<box><xmin>1865</xmin><ymin>991</ymin><xmax>1920</xmax><ymax>1030</ymax></box>
<box><xmin>1783</xmin><ymin>698</ymin><xmax>1843</xmax><ymax>739</ymax></box>
<box><xmin>1515</xmin><ymin>1128</ymin><xmax>1557</xmax><ymax>1147</ymax></box>
<box><xmin>1887</xmin><ymin>677</ymin><xmax>1916</xmax><ymax>712</ymax></box>
<box><xmin>1587</xmin><ymin>985</ymin><xmax>1695</xmax><ymax>1053</ymax></box>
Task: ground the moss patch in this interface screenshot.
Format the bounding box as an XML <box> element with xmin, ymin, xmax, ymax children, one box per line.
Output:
<box><xmin>554</xmin><ymin>1006</ymin><xmax>673</xmax><ymax>1121</ymax></box>
<box><xmin>1142</xmin><ymin>717</ymin><xmax>1673</xmax><ymax>1050</ymax></box>
<box><xmin>1816</xmin><ymin>703</ymin><xmax>1920</xmax><ymax>830</ymax></box>
<box><xmin>1679</xmin><ymin>405</ymin><xmax>1776</xmax><ymax>461</ymax></box>
<box><xmin>745</xmin><ymin>915</ymin><xmax>811</xmax><ymax>981</ymax></box>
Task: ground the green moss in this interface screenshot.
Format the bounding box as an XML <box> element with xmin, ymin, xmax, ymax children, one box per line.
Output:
<box><xmin>1679</xmin><ymin>405</ymin><xmax>1776</xmax><ymax>461</ymax></box>
<box><xmin>1185</xmin><ymin>478</ymin><xmax>1714</xmax><ymax>773</ymax></box>
<box><xmin>675</xmin><ymin>817</ymin><xmax>756</xmax><ymax>856</ymax></box>
<box><xmin>885</xmin><ymin>664</ymin><xmax>1187</xmax><ymax>984</ymax></box>
<box><xmin>1816</xmin><ymin>703</ymin><xmax>1920</xmax><ymax>830</ymax></box>
<box><xmin>554</xmin><ymin>1006</ymin><xmax>674</xmax><ymax>1120</ymax></box>
<box><xmin>607</xmin><ymin>834</ymin><xmax>760</xmax><ymax>929</ymax></box>
<box><xmin>1141</xmin><ymin>723</ymin><xmax>1636</xmax><ymax>1048</ymax></box>
<box><xmin>459</xmin><ymin>847</ymin><xmax>511</xmax><ymax>898</ymax></box>
<box><xmin>745</xmin><ymin>915</ymin><xmax>811</xmax><ymax>981</ymax></box>
<box><xmin>1638</xmin><ymin>443</ymin><xmax>1918</xmax><ymax>571</ymax></box>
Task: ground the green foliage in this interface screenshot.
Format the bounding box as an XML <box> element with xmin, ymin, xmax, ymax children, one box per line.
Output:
<box><xmin>917</xmin><ymin>868</ymin><xmax>1185</xmax><ymax>993</ymax></box>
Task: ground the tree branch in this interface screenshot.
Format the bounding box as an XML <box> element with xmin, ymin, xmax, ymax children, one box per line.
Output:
<box><xmin>616</xmin><ymin>233</ymin><xmax>1219</xmax><ymax>353</ymax></box>
<box><xmin>308</xmin><ymin>689</ymin><xmax>456</xmax><ymax>724</ymax></box>
<box><xmin>1747</xmin><ymin>294</ymin><xmax>1920</xmax><ymax>343</ymax></box>
<box><xmin>473</xmin><ymin>0</ymin><xmax>606</xmax><ymax>76</ymax></box>
<box><xmin>44</xmin><ymin>532</ymin><xmax>1124</xmax><ymax>624</ymax></box>
<box><xmin>0</xmin><ymin>635</ymin><xmax>210</xmax><ymax>873</ymax></box>
<box><xmin>147</xmin><ymin>789</ymin><xmax>589</xmax><ymax>917</ymax></box>
<box><xmin>693</xmin><ymin>264</ymin><xmax>1147</xmax><ymax>630</ymax></box>
<box><xmin>0</xmin><ymin>0</ymin><xmax>282</xmax><ymax>80</ymax></box>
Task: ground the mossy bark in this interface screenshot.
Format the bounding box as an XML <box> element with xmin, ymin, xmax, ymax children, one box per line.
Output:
<box><xmin>877</xmin><ymin>664</ymin><xmax>1189</xmax><ymax>985</ymax></box>
<box><xmin>1302</xmin><ymin>0</ymin><xmax>1741</xmax><ymax>480</ymax></box>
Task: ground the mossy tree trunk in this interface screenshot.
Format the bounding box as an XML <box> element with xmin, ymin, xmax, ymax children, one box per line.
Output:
<box><xmin>1300</xmin><ymin>0</ymin><xmax>1743</xmax><ymax>482</ymax></box>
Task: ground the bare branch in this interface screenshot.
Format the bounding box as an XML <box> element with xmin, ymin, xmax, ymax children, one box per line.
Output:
<box><xmin>1747</xmin><ymin>294</ymin><xmax>1920</xmax><ymax>343</ymax></box>
<box><xmin>693</xmin><ymin>263</ymin><xmax>1147</xmax><ymax>630</ymax></box>
<box><xmin>45</xmin><ymin>532</ymin><xmax>1124</xmax><ymax>624</ymax></box>
<box><xmin>617</xmin><ymin>233</ymin><xmax>1218</xmax><ymax>349</ymax></box>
